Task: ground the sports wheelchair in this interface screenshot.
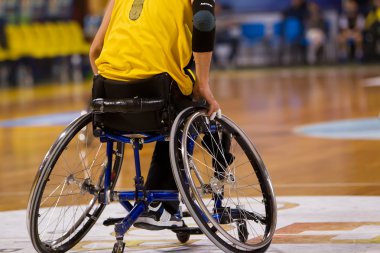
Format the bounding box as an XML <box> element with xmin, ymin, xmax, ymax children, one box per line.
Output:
<box><xmin>27</xmin><ymin>74</ymin><xmax>277</xmax><ymax>253</ymax></box>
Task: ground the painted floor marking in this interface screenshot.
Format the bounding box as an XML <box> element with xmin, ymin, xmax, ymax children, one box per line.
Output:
<box><xmin>0</xmin><ymin>112</ymin><xmax>81</xmax><ymax>128</ymax></box>
<box><xmin>295</xmin><ymin>117</ymin><xmax>380</xmax><ymax>140</ymax></box>
<box><xmin>363</xmin><ymin>76</ymin><xmax>380</xmax><ymax>87</ymax></box>
<box><xmin>0</xmin><ymin>196</ymin><xmax>379</xmax><ymax>252</ymax></box>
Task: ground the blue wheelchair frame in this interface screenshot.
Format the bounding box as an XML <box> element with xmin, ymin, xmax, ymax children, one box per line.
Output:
<box><xmin>100</xmin><ymin>132</ymin><xmax>176</xmax><ymax>239</ymax></box>
<box><xmin>98</xmin><ymin>124</ymin><xmax>223</xmax><ymax>241</ymax></box>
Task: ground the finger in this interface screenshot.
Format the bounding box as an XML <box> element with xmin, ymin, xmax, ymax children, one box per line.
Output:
<box><xmin>210</xmin><ymin>111</ymin><xmax>217</xmax><ymax>120</ymax></box>
<box><xmin>208</xmin><ymin>102</ymin><xmax>217</xmax><ymax>115</ymax></box>
<box><xmin>217</xmin><ymin>109</ymin><xmax>222</xmax><ymax>118</ymax></box>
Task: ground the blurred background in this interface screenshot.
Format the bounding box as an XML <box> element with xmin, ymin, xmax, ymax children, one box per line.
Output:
<box><xmin>0</xmin><ymin>0</ymin><xmax>379</xmax><ymax>205</ymax></box>
<box><xmin>0</xmin><ymin>0</ymin><xmax>380</xmax><ymax>86</ymax></box>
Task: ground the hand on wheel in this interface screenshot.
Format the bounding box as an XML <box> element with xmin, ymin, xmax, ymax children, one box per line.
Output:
<box><xmin>193</xmin><ymin>81</ymin><xmax>222</xmax><ymax>120</ymax></box>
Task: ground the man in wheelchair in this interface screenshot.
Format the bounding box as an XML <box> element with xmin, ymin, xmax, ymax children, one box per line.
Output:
<box><xmin>89</xmin><ymin>0</ymin><xmax>221</xmax><ymax>230</ymax></box>
<box><xmin>27</xmin><ymin>1</ymin><xmax>276</xmax><ymax>251</ymax></box>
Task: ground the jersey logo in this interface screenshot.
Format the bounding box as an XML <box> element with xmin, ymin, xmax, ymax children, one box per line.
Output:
<box><xmin>130</xmin><ymin>0</ymin><xmax>145</xmax><ymax>21</ymax></box>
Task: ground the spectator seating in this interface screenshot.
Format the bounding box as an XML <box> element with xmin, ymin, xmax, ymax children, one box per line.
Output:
<box><xmin>3</xmin><ymin>21</ymin><xmax>89</xmax><ymax>60</ymax></box>
<box><xmin>283</xmin><ymin>17</ymin><xmax>305</xmax><ymax>44</ymax></box>
<box><xmin>281</xmin><ymin>17</ymin><xmax>307</xmax><ymax>64</ymax></box>
<box><xmin>239</xmin><ymin>23</ymin><xmax>268</xmax><ymax>65</ymax></box>
<box><xmin>241</xmin><ymin>23</ymin><xmax>266</xmax><ymax>45</ymax></box>
<box><xmin>0</xmin><ymin>21</ymin><xmax>90</xmax><ymax>86</ymax></box>
<box><xmin>269</xmin><ymin>21</ymin><xmax>283</xmax><ymax>65</ymax></box>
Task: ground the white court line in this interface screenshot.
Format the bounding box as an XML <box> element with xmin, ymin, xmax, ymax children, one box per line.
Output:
<box><xmin>276</xmin><ymin>182</ymin><xmax>380</xmax><ymax>188</ymax></box>
<box><xmin>363</xmin><ymin>77</ymin><xmax>380</xmax><ymax>87</ymax></box>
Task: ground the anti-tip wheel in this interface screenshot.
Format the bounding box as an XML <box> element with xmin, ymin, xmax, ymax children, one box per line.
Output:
<box><xmin>112</xmin><ymin>241</ymin><xmax>125</xmax><ymax>253</ymax></box>
<box><xmin>176</xmin><ymin>233</ymin><xmax>191</xmax><ymax>243</ymax></box>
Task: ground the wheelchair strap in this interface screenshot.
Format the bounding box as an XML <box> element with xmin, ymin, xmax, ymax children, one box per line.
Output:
<box><xmin>92</xmin><ymin>98</ymin><xmax>165</xmax><ymax>114</ymax></box>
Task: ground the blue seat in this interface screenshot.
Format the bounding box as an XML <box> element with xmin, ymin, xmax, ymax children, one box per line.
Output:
<box><xmin>271</xmin><ymin>21</ymin><xmax>283</xmax><ymax>47</ymax></box>
<box><xmin>273</xmin><ymin>21</ymin><xmax>282</xmax><ymax>37</ymax></box>
<box><xmin>283</xmin><ymin>17</ymin><xmax>305</xmax><ymax>45</ymax></box>
<box><xmin>272</xmin><ymin>18</ymin><xmax>307</xmax><ymax>64</ymax></box>
<box><xmin>240</xmin><ymin>23</ymin><xmax>266</xmax><ymax>45</ymax></box>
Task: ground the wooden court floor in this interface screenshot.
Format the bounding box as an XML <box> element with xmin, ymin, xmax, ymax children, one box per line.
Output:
<box><xmin>0</xmin><ymin>66</ymin><xmax>379</xmax><ymax>212</ymax></box>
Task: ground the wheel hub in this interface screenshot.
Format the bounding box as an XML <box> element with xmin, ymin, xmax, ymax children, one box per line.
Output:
<box><xmin>210</xmin><ymin>172</ymin><xmax>236</xmax><ymax>194</ymax></box>
<box><xmin>65</xmin><ymin>175</ymin><xmax>96</xmax><ymax>195</ymax></box>
<box><xmin>226</xmin><ymin>173</ymin><xmax>235</xmax><ymax>184</ymax></box>
<box><xmin>66</xmin><ymin>174</ymin><xmax>77</xmax><ymax>186</ymax></box>
<box><xmin>210</xmin><ymin>177</ymin><xmax>224</xmax><ymax>194</ymax></box>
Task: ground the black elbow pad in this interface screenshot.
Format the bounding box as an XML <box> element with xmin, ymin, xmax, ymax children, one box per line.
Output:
<box><xmin>192</xmin><ymin>0</ymin><xmax>216</xmax><ymax>52</ymax></box>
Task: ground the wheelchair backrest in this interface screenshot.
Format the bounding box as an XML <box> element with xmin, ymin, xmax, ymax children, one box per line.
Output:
<box><xmin>92</xmin><ymin>73</ymin><xmax>175</xmax><ymax>134</ymax></box>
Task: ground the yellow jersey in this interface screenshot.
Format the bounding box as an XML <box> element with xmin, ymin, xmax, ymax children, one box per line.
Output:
<box><xmin>96</xmin><ymin>0</ymin><xmax>194</xmax><ymax>96</ymax></box>
<box><xmin>365</xmin><ymin>8</ymin><xmax>380</xmax><ymax>29</ymax></box>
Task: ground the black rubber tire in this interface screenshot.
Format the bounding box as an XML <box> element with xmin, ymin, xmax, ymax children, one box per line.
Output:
<box><xmin>27</xmin><ymin>113</ymin><xmax>124</xmax><ymax>253</ymax></box>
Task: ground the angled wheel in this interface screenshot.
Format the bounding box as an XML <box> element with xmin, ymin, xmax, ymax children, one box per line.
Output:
<box><xmin>169</xmin><ymin>108</ymin><xmax>277</xmax><ymax>253</ymax></box>
<box><xmin>27</xmin><ymin>113</ymin><xmax>124</xmax><ymax>253</ymax></box>
<box><xmin>112</xmin><ymin>241</ymin><xmax>126</xmax><ymax>253</ymax></box>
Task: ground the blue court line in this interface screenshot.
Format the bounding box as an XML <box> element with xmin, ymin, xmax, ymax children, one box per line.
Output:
<box><xmin>0</xmin><ymin>112</ymin><xmax>81</xmax><ymax>128</ymax></box>
<box><xmin>294</xmin><ymin>118</ymin><xmax>380</xmax><ymax>140</ymax></box>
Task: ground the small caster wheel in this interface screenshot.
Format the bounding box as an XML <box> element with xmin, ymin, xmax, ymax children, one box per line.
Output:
<box><xmin>177</xmin><ymin>233</ymin><xmax>190</xmax><ymax>243</ymax></box>
<box><xmin>112</xmin><ymin>241</ymin><xmax>125</xmax><ymax>253</ymax></box>
<box><xmin>237</xmin><ymin>220</ymin><xmax>249</xmax><ymax>243</ymax></box>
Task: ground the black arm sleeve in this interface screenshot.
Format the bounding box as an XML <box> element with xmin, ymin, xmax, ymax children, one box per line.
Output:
<box><xmin>192</xmin><ymin>0</ymin><xmax>216</xmax><ymax>52</ymax></box>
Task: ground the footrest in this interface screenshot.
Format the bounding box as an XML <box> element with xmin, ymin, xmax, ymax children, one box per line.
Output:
<box><xmin>171</xmin><ymin>227</ymin><xmax>203</xmax><ymax>235</ymax></box>
<box><xmin>103</xmin><ymin>217</ymin><xmax>124</xmax><ymax>226</ymax></box>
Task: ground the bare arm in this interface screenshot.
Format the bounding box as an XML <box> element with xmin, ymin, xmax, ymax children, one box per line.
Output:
<box><xmin>191</xmin><ymin>0</ymin><xmax>220</xmax><ymax>117</ymax></box>
<box><xmin>89</xmin><ymin>0</ymin><xmax>115</xmax><ymax>75</ymax></box>
<box><xmin>193</xmin><ymin>52</ymin><xmax>220</xmax><ymax>117</ymax></box>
